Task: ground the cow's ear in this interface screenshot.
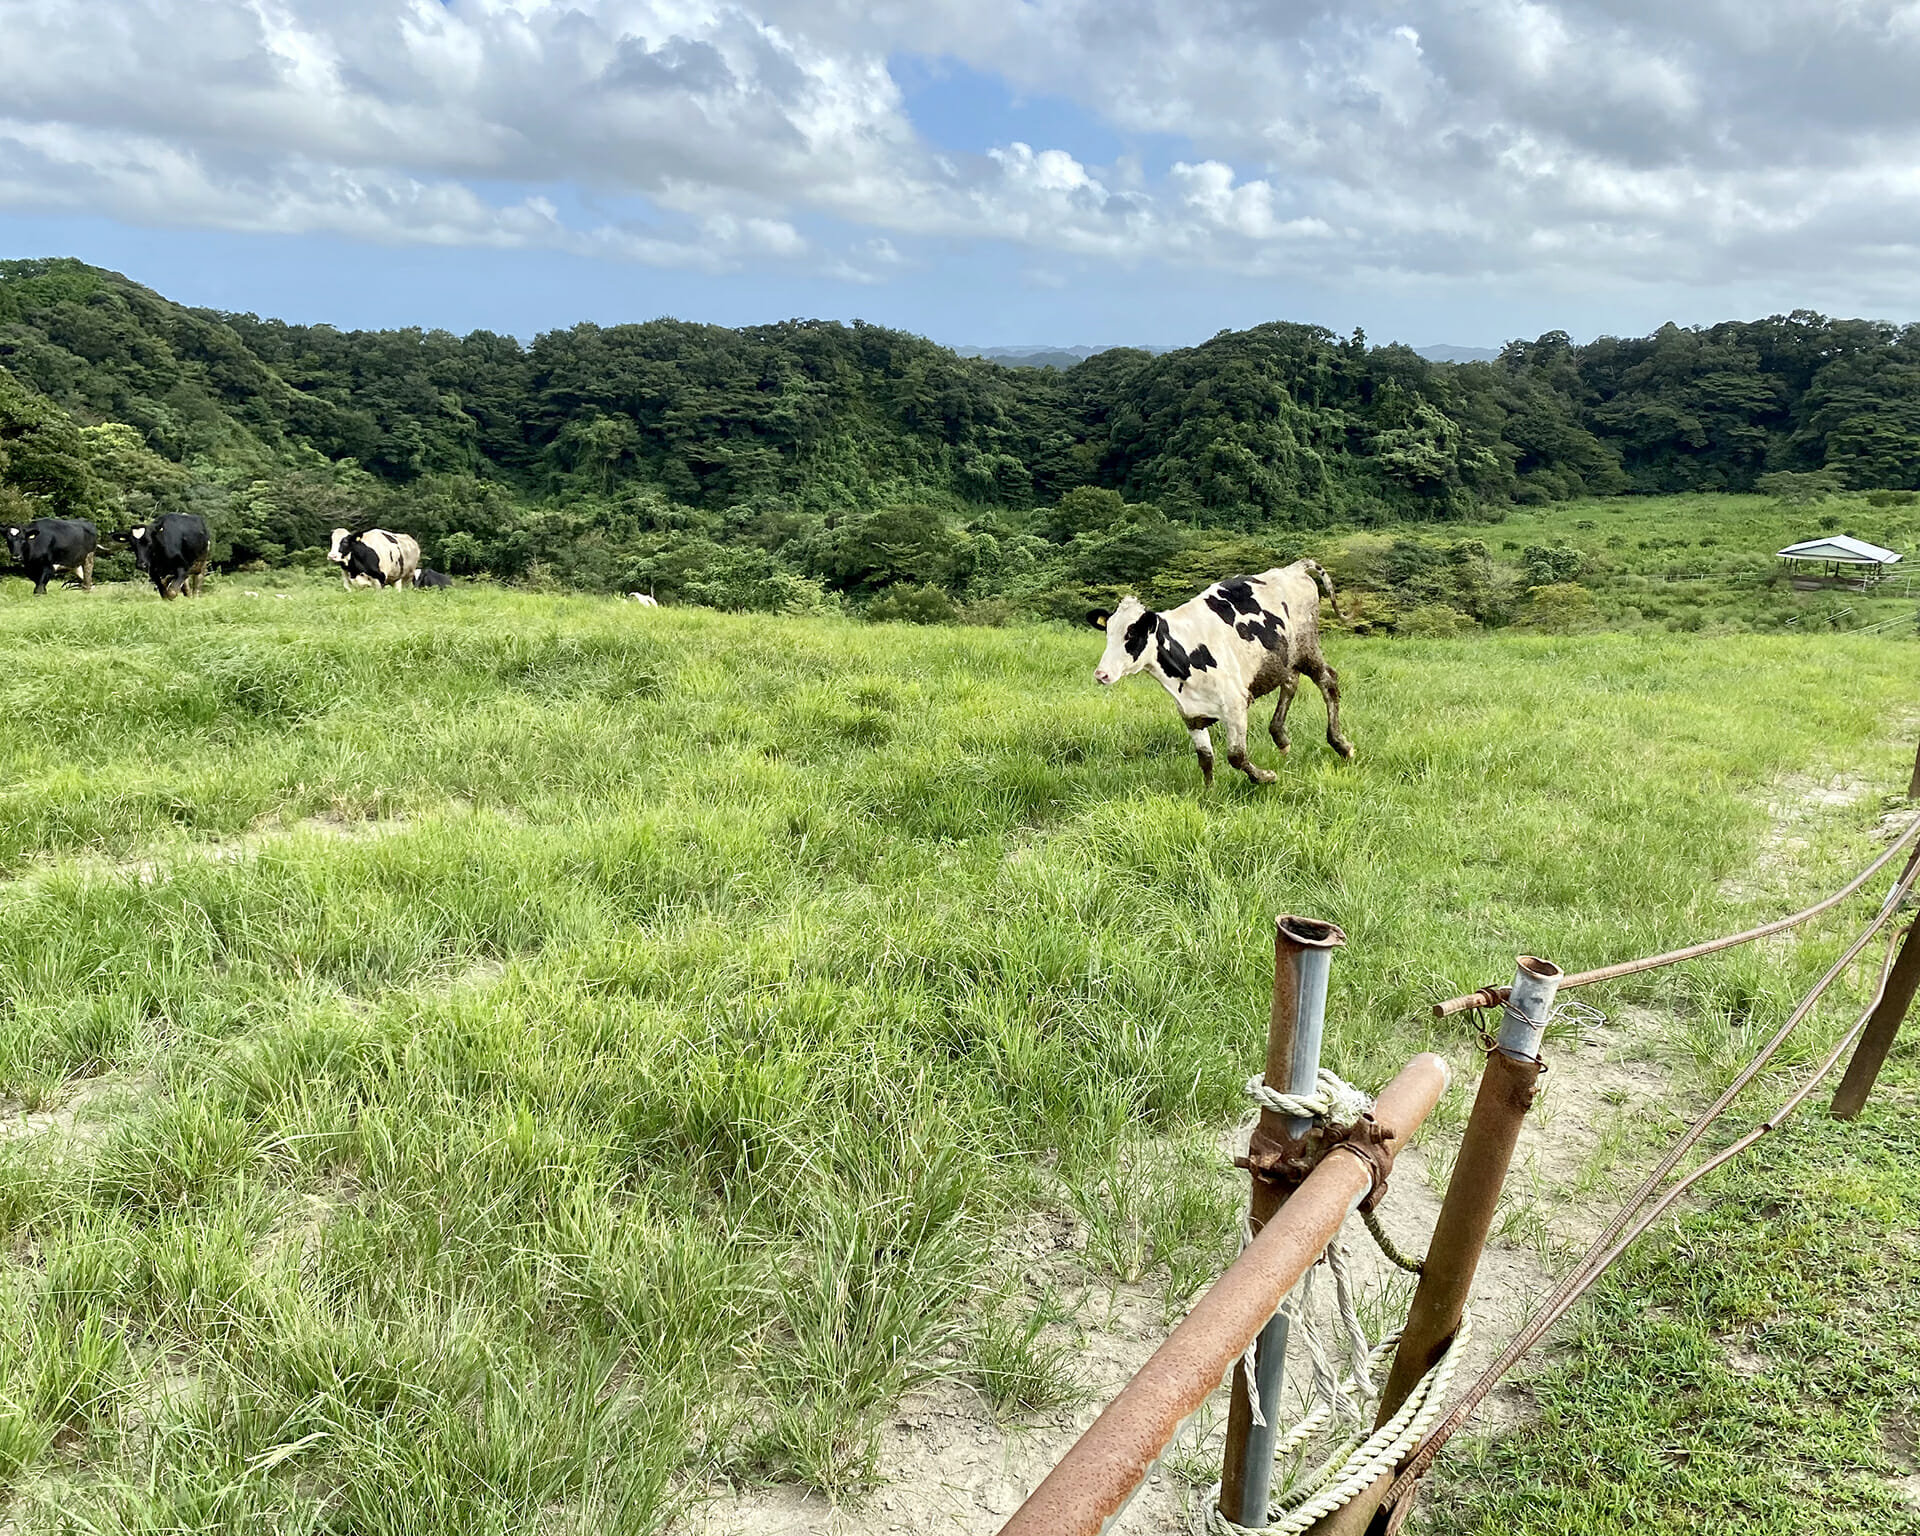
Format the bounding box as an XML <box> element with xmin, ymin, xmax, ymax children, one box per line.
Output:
<box><xmin>1087</xmin><ymin>610</ymin><xmax>1111</xmax><ymax>630</ymax></box>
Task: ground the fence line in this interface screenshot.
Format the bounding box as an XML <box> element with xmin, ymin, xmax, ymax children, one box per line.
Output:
<box><xmin>996</xmin><ymin>761</ymin><xmax>1920</xmax><ymax>1536</ymax></box>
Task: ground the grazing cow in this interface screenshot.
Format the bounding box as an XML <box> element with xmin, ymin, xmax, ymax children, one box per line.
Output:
<box><xmin>129</xmin><ymin>513</ymin><xmax>210</xmax><ymax>599</ymax></box>
<box><xmin>3</xmin><ymin>518</ymin><xmax>98</xmax><ymax>595</ymax></box>
<box><xmin>328</xmin><ymin>528</ymin><xmax>421</xmax><ymax>590</ymax></box>
<box><xmin>411</xmin><ymin>567</ymin><xmax>453</xmax><ymax>589</ymax></box>
<box><xmin>1092</xmin><ymin>561</ymin><xmax>1354</xmax><ymax>787</ymax></box>
<box><xmin>625</xmin><ymin>591</ymin><xmax>658</xmax><ymax>606</ymax></box>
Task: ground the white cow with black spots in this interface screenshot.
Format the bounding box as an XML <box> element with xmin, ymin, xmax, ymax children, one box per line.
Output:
<box><xmin>1092</xmin><ymin>561</ymin><xmax>1354</xmax><ymax>787</ymax></box>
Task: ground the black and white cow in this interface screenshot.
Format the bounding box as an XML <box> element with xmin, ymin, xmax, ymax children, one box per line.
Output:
<box><xmin>3</xmin><ymin>518</ymin><xmax>98</xmax><ymax>595</ymax></box>
<box><xmin>328</xmin><ymin>528</ymin><xmax>421</xmax><ymax>590</ymax></box>
<box><xmin>410</xmin><ymin>567</ymin><xmax>453</xmax><ymax>588</ymax></box>
<box><xmin>129</xmin><ymin>513</ymin><xmax>211</xmax><ymax>599</ymax></box>
<box><xmin>1092</xmin><ymin>561</ymin><xmax>1354</xmax><ymax>787</ymax></box>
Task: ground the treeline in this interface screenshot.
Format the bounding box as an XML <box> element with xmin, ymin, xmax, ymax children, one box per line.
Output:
<box><xmin>3</xmin><ymin>256</ymin><xmax>1919</xmax><ymax>618</ymax></box>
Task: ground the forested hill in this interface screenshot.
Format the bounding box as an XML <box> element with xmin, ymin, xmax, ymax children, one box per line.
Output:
<box><xmin>3</xmin><ymin>255</ymin><xmax>1919</xmax><ymax>613</ymax></box>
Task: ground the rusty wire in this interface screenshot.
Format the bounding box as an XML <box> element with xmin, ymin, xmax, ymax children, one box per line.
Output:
<box><xmin>1433</xmin><ymin>811</ymin><xmax>1920</xmax><ymax>1018</ymax></box>
<box><xmin>1377</xmin><ymin>856</ymin><xmax>1920</xmax><ymax>1534</ymax></box>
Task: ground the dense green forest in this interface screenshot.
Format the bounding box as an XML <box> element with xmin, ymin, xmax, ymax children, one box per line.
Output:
<box><xmin>3</xmin><ymin>255</ymin><xmax>1919</xmax><ymax>621</ymax></box>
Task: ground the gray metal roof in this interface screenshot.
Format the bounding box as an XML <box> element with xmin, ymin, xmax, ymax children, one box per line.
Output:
<box><xmin>1776</xmin><ymin>535</ymin><xmax>1903</xmax><ymax>564</ymax></box>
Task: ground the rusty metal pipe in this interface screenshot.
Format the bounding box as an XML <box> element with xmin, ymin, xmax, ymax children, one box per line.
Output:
<box><xmin>1830</xmin><ymin>920</ymin><xmax>1920</xmax><ymax>1119</ymax></box>
<box><xmin>1433</xmin><ymin>816</ymin><xmax>1920</xmax><ymax>1019</ymax></box>
<box><xmin>996</xmin><ymin>1053</ymin><xmax>1451</xmax><ymax>1536</ymax></box>
<box><xmin>1304</xmin><ymin>958</ymin><xmax>1563</xmax><ymax>1536</ymax></box>
<box><xmin>1220</xmin><ymin>915</ymin><xmax>1347</xmax><ymax>1526</ymax></box>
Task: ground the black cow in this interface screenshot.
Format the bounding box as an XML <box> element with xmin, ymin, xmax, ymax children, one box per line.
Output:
<box><xmin>411</xmin><ymin>567</ymin><xmax>453</xmax><ymax>588</ymax></box>
<box><xmin>4</xmin><ymin>518</ymin><xmax>98</xmax><ymax>595</ymax></box>
<box><xmin>129</xmin><ymin>514</ymin><xmax>211</xmax><ymax>599</ymax></box>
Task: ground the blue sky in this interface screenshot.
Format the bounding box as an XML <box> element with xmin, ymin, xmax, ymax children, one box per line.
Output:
<box><xmin>5</xmin><ymin>4</ymin><xmax>1920</xmax><ymax>351</ymax></box>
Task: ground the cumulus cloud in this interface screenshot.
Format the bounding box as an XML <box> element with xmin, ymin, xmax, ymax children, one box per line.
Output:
<box><xmin>4</xmin><ymin>0</ymin><xmax>1920</xmax><ymax>298</ymax></box>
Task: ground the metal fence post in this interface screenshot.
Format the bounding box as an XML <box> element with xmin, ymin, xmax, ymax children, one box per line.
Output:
<box><xmin>1829</xmin><ymin>919</ymin><xmax>1920</xmax><ymax>1119</ymax></box>
<box><xmin>1305</xmin><ymin>955</ymin><xmax>1562</xmax><ymax>1536</ymax></box>
<box><xmin>1218</xmin><ymin>915</ymin><xmax>1347</xmax><ymax>1528</ymax></box>
<box><xmin>1831</xmin><ymin>745</ymin><xmax>1919</xmax><ymax>1119</ymax></box>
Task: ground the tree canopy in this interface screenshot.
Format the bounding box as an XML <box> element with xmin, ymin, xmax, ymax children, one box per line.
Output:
<box><xmin>6</xmin><ymin>257</ymin><xmax>1920</xmax><ymax>614</ymax></box>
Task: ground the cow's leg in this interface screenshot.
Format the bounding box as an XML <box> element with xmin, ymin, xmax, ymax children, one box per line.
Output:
<box><xmin>79</xmin><ymin>553</ymin><xmax>94</xmax><ymax>591</ymax></box>
<box><xmin>1300</xmin><ymin>655</ymin><xmax>1355</xmax><ymax>759</ymax></box>
<box><xmin>1222</xmin><ymin>698</ymin><xmax>1276</xmax><ymax>784</ymax></box>
<box><xmin>1268</xmin><ymin>670</ymin><xmax>1300</xmax><ymax>755</ymax></box>
<box><xmin>189</xmin><ymin>563</ymin><xmax>206</xmax><ymax>598</ymax></box>
<box><xmin>32</xmin><ymin>571</ymin><xmax>49</xmax><ymax>596</ymax></box>
<box><xmin>1183</xmin><ymin>715</ymin><xmax>1217</xmax><ymax>787</ymax></box>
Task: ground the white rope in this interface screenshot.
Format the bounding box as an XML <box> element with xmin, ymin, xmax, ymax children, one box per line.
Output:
<box><xmin>1245</xmin><ymin>1069</ymin><xmax>1374</xmax><ymax>1125</ymax></box>
<box><xmin>1234</xmin><ymin>1067</ymin><xmax>1382</xmax><ymax>1432</ymax></box>
<box><xmin>1204</xmin><ymin>1069</ymin><xmax>1456</xmax><ymax>1532</ymax></box>
<box><xmin>1198</xmin><ymin>1311</ymin><xmax>1474</xmax><ymax>1536</ymax></box>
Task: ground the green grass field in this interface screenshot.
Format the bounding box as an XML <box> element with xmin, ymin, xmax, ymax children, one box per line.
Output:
<box><xmin>1</xmin><ymin>580</ymin><xmax>1915</xmax><ymax>1533</ymax></box>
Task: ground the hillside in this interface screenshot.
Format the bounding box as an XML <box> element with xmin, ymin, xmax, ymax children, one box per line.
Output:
<box><xmin>3</xmin><ymin>257</ymin><xmax>1920</xmax><ymax>624</ymax></box>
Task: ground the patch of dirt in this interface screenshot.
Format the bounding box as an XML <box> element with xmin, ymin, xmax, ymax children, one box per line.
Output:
<box><xmin>690</xmin><ymin>1212</ymin><xmax>1193</xmax><ymax>1536</ymax></box>
<box><xmin>0</xmin><ymin>1075</ymin><xmax>138</xmax><ymax>1147</ymax></box>
<box><xmin>1720</xmin><ymin>771</ymin><xmax>1877</xmax><ymax>906</ymax></box>
<box><xmin>691</xmin><ymin>1012</ymin><xmax>1680</xmax><ymax>1536</ymax></box>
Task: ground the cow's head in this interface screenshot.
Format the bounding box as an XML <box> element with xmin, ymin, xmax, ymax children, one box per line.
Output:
<box><xmin>1093</xmin><ymin>596</ymin><xmax>1157</xmax><ymax>686</ymax></box>
<box><xmin>129</xmin><ymin>525</ymin><xmax>151</xmax><ymax>570</ymax></box>
<box><xmin>2</xmin><ymin>526</ymin><xmax>21</xmax><ymax>564</ymax></box>
<box><xmin>327</xmin><ymin>528</ymin><xmax>355</xmax><ymax>565</ymax></box>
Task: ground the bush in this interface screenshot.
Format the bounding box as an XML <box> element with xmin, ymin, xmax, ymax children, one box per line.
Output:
<box><xmin>1520</xmin><ymin>582</ymin><xmax>1600</xmax><ymax>632</ymax></box>
<box><xmin>1757</xmin><ymin>470</ymin><xmax>1846</xmax><ymax>505</ymax></box>
<box><xmin>955</xmin><ymin>597</ymin><xmax>1017</xmax><ymax>627</ymax></box>
<box><xmin>864</xmin><ymin>584</ymin><xmax>958</xmax><ymax>624</ymax></box>
<box><xmin>1397</xmin><ymin>603</ymin><xmax>1476</xmax><ymax>637</ymax></box>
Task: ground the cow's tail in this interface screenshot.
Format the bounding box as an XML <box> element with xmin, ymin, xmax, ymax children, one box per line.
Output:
<box><xmin>1301</xmin><ymin>558</ymin><xmax>1342</xmax><ymax>618</ymax></box>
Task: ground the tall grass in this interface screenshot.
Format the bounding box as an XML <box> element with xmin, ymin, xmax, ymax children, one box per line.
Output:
<box><xmin>0</xmin><ymin>583</ymin><xmax>1913</xmax><ymax>1529</ymax></box>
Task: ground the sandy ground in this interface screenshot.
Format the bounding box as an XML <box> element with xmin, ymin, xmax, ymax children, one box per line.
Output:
<box><xmin>688</xmin><ymin>999</ymin><xmax>1679</xmax><ymax>1536</ymax></box>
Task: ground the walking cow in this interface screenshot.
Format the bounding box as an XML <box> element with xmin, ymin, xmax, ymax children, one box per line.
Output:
<box><xmin>3</xmin><ymin>518</ymin><xmax>98</xmax><ymax>595</ymax></box>
<box><xmin>129</xmin><ymin>514</ymin><xmax>210</xmax><ymax>599</ymax></box>
<box><xmin>1092</xmin><ymin>561</ymin><xmax>1354</xmax><ymax>787</ymax></box>
<box><xmin>328</xmin><ymin>528</ymin><xmax>421</xmax><ymax>590</ymax></box>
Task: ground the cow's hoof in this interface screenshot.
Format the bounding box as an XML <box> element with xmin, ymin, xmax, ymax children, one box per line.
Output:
<box><xmin>1250</xmin><ymin>769</ymin><xmax>1277</xmax><ymax>785</ymax></box>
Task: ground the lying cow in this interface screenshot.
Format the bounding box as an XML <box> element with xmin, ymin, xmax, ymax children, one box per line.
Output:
<box><xmin>328</xmin><ymin>528</ymin><xmax>421</xmax><ymax>590</ymax></box>
<box><xmin>411</xmin><ymin>567</ymin><xmax>453</xmax><ymax>589</ymax></box>
<box><xmin>625</xmin><ymin>592</ymin><xmax>658</xmax><ymax>606</ymax></box>
<box><xmin>129</xmin><ymin>513</ymin><xmax>210</xmax><ymax>599</ymax></box>
<box><xmin>1093</xmin><ymin>561</ymin><xmax>1354</xmax><ymax>786</ymax></box>
<box><xmin>4</xmin><ymin>518</ymin><xmax>98</xmax><ymax>595</ymax></box>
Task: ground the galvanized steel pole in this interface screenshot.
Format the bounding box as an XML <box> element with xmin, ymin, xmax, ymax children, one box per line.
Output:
<box><xmin>1219</xmin><ymin>916</ymin><xmax>1347</xmax><ymax>1528</ymax></box>
<box><xmin>995</xmin><ymin>1053</ymin><xmax>1452</xmax><ymax>1536</ymax></box>
<box><xmin>1304</xmin><ymin>956</ymin><xmax>1563</xmax><ymax>1536</ymax></box>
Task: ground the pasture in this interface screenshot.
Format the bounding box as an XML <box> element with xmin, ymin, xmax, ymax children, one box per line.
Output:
<box><xmin>1</xmin><ymin>582</ymin><xmax>1915</xmax><ymax>1533</ymax></box>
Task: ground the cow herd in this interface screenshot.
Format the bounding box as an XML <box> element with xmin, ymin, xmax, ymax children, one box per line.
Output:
<box><xmin>0</xmin><ymin>519</ymin><xmax>453</xmax><ymax>598</ymax></box>
<box><xmin>4</xmin><ymin>514</ymin><xmax>1354</xmax><ymax>788</ymax></box>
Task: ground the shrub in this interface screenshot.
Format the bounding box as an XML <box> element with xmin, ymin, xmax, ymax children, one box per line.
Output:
<box><xmin>1397</xmin><ymin>603</ymin><xmax>1476</xmax><ymax>637</ymax></box>
<box><xmin>1521</xmin><ymin>582</ymin><xmax>1599</xmax><ymax>632</ymax></box>
<box><xmin>864</xmin><ymin>584</ymin><xmax>958</xmax><ymax>625</ymax></box>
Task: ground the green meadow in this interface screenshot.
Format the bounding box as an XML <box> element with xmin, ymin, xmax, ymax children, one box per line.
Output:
<box><xmin>0</xmin><ymin>582</ymin><xmax>1915</xmax><ymax>1533</ymax></box>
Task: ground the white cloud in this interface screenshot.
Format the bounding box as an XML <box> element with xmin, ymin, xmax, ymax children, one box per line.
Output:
<box><xmin>4</xmin><ymin>0</ymin><xmax>1920</xmax><ymax>300</ymax></box>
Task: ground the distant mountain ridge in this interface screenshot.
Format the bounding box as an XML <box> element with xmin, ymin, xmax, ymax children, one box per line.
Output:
<box><xmin>1416</xmin><ymin>344</ymin><xmax>1502</xmax><ymax>364</ymax></box>
<box><xmin>956</xmin><ymin>344</ymin><xmax>1168</xmax><ymax>370</ymax></box>
<box><xmin>963</xmin><ymin>342</ymin><xmax>1500</xmax><ymax>369</ymax></box>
